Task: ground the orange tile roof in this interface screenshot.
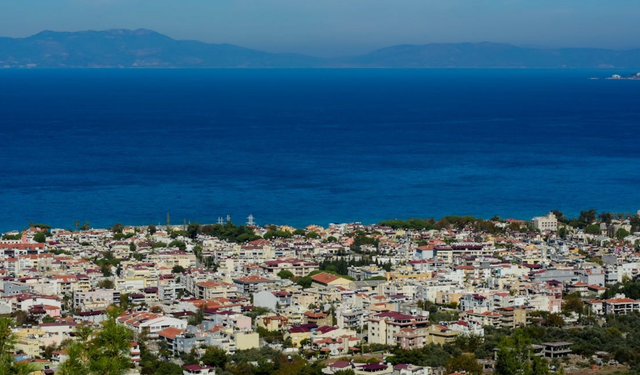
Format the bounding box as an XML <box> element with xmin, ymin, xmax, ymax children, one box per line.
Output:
<box><xmin>157</xmin><ymin>327</ymin><xmax>184</xmax><ymax>340</ymax></box>
<box><xmin>311</xmin><ymin>272</ymin><xmax>340</xmax><ymax>284</ymax></box>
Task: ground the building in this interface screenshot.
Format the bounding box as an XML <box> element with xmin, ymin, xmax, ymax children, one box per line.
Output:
<box><xmin>74</xmin><ymin>289</ymin><xmax>120</xmax><ymax>312</ymax></box>
<box><xmin>259</xmin><ymin>259</ymin><xmax>318</xmax><ymax>277</ymax></box>
<box><xmin>117</xmin><ymin>311</ymin><xmax>188</xmax><ymax>335</ymax></box>
<box><xmin>367</xmin><ymin>312</ymin><xmax>429</xmax><ymax>346</ymax></box>
<box><xmin>532</xmin><ymin>212</ymin><xmax>558</xmax><ymax>232</ymax></box>
<box><xmin>310</xmin><ymin>272</ymin><xmax>353</xmax><ymax>288</ymax></box>
<box><xmin>232</xmin><ymin>276</ymin><xmax>271</xmax><ymax>295</ymax></box>
<box><xmin>603</xmin><ymin>297</ymin><xmax>640</xmax><ymax>315</ymax></box>
<box><xmin>183</xmin><ymin>364</ymin><xmax>215</xmax><ymax>375</ymax></box>
<box><xmin>542</xmin><ymin>342</ymin><xmax>572</xmax><ymax>358</ymax></box>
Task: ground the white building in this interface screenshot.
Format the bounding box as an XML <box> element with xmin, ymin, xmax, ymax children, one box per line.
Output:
<box><xmin>532</xmin><ymin>212</ymin><xmax>558</xmax><ymax>231</ymax></box>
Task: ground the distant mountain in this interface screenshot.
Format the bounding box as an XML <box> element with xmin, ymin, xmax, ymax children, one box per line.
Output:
<box><xmin>344</xmin><ymin>42</ymin><xmax>640</xmax><ymax>68</ymax></box>
<box><xmin>0</xmin><ymin>29</ymin><xmax>321</xmax><ymax>68</ymax></box>
<box><xmin>1</xmin><ymin>29</ymin><xmax>640</xmax><ymax>69</ymax></box>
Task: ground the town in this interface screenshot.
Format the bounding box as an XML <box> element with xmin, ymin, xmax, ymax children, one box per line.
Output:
<box><xmin>2</xmin><ymin>210</ymin><xmax>640</xmax><ymax>375</ymax></box>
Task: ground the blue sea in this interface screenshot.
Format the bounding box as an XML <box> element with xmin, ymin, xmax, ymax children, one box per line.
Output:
<box><xmin>1</xmin><ymin>69</ymin><xmax>639</xmax><ymax>232</ymax></box>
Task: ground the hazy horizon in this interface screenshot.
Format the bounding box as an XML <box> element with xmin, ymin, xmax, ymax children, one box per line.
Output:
<box><xmin>1</xmin><ymin>0</ymin><xmax>640</xmax><ymax>57</ymax></box>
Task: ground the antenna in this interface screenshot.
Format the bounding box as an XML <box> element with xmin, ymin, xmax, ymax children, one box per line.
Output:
<box><xmin>226</xmin><ymin>215</ymin><xmax>231</xmax><ymax>224</ymax></box>
<box><xmin>217</xmin><ymin>217</ymin><xmax>224</xmax><ymax>225</ymax></box>
<box><xmin>247</xmin><ymin>214</ymin><xmax>255</xmax><ymax>226</ymax></box>
<box><xmin>166</xmin><ymin>212</ymin><xmax>171</xmax><ymax>231</ymax></box>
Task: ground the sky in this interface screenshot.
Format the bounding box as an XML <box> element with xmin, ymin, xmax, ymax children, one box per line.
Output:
<box><xmin>1</xmin><ymin>0</ymin><xmax>640</xmax><ymax>57</ymax></box>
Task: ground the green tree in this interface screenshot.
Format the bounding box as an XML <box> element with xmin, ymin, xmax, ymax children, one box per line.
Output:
<box><xmin>277</xmin><ymin>270</ymin><xmax>294</xmax><ymax>279</ymax></box>
<box><xmin>529</xmin><ymin>355</ymin><xmax>550</xmax><ymax>375</ymax></box>
<box><xmin>562</xmin><ymin>293</ymin><xmax>584</xmax><ymax>315</ymax></box>
<box><xmin>42</xmin><ymin>315</ymin><xmax>56</xmax><ymax>323</ymax></box>
<box><xmin>172</xmin><ymin>265</ymin><xmax>186</xmax><ymax>274</ymax></box>
<box><xmin>201</xmin><ymin>346</ymin><xmax>228</xmax><ymax>368</ymax></box>
<box><xmin>154</xmin><ymin>362</ymin><xmax>184</xmax><ymax>375</ymax></box>
<box><xmin>578</xmin><ymin>209</ymin><xmax>597</xmax><ymax>228</ymax></box>
<box><xmin>148</xmin><ymin>224</ymin><xmax>157</xmax><ymax>235</ymax></box>
<box><xmin>252</xmin><ymin>358</ymin><xmax>275</xmax><ymax>375</ymax></box>
<box><xmin>445</xmin><ymin>354</ymin><xmax>483</xmax><ymax>375</ymax></box>
<box><xmin>80</xmin><ymin>221</ymin><xmax>90</xmax><ymax>231</ymax></box>
<box><xmin>111</xmin><ymin>223</ymin><xmax>124</xmax><ymax>234</ymax></box>
<box><xmin>58</xmin><ymin>341</ymin><xmax>90</xmax><ymax>375</ymax></box>
<box><xmin>599</xmin><ymin>212</ymin><xmax>614</xmax><ymax>225</ymax></box>
<box><xmin>187</xmin><ymin>222</ymin><xmax>201</xmax><ymax>239</ymax></box>
<box><xmin>495</xmin><ymin>334</ymin><xmax>531</xmax><ymax>375</ymax></box>
<box><xmin>244</xmin><ymin>307</ymin><xmax>272</xmax><ymax>321</ymax></box>
<box><xmin>297</xmin><ymin>276</ymin><xmax>313</xmax><ymax>289</ymax></box>
<box><xmin>333</xmin><ymin>370</ymin><xmax>355</xmax><ymax>375</ymax></box>
<box><xmin>97</xmin><ymin>279</ymin><xmax>115</xmax><ymax>289</ymax></box>
<box><xmin>33</xmin><ymin>231</ymin><xmax>49</xmax><ymax>243</ymax></box>
<box><xmin>168</xmin><ymin>240</ymin><xmax>187</xmax><ymax>251</ymax></box>
<box><xmin>188</xmin><ymin>306</ymin><xmax>205</xmax><ymax>326</ymax></box>
<box><xmin>545</xmin><ymin>313</ymin><xmax>565</xmax><ymax>327</ymax></box>
<box><xmin>0</xmin><ymin>317</ymin><xmax>37</xmax><ymax>375</ymax></box>
<box><xmin>88</xmin><ymin>308</ymin><xmax>133</xmax><ymax>375</ymax></box>
<box><xmin>584</xmin><ymin>224</ymin><xmax>601</xmax><ymax>234</ymax></box>
<box><xmin>616</xmin><ymin>228</ymin><xmax>630</xmax><ymax>241</ymax></box>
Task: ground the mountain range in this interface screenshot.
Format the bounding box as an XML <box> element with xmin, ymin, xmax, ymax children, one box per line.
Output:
<box><xmin>1</xmin><ymin>29</ymin><xmax>640</xmax><ymax>69</ymax></box>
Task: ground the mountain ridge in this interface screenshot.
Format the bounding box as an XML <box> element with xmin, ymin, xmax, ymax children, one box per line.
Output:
<box><xmin>1</xmin><ymin>29</ymin><xmax>640</xmax><ymax>69</ymax></box>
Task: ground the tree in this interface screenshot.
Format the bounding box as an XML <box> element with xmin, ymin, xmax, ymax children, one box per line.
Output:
<box><xmin>305</xmin><ymin>232</ymin><xmax>319</xmax><ymax>239</ymax></box>
<box><xmin>33</xmin><ymin>231</ymin><xmax>48</xmax><ymax>243</ymax></box>
<box><xmin>0</xmin><ymin>317</ymin><xmax>37</xmax><ymax>375</ymax></box>
<box><xmin>111</xmin><ymin>223</ymin><xmax>124</xmax><ymax>234</ymax></box>
<box><xmin>562</xmin><ymin>293</ymin><xmax>584</xmax><ymax>315</ymax></box>
<box><xmin>584</xmin><ymin>224</ymin><xmax>601</xmax><ymax>234</ymax></box>
<box><xmin>187</xmin><ymin>222</ymin><xmax>200</xmax><ymax>239</ymax></box>
<box><xmin>252</xmin><ymin>358</ymin><xmax>275</xmax><ymax>375</ymax></box>
<box><xmin>43</xmin><ymin>343</ymin><xmax>57</xmax><ymax>360</ymax></box>
<box><xmin>264</xmin><ymin>230</ymin><xmax>292</xmax><ymax>240</ymax></box>
<box><xmin>154</xmin><ymin>362</ymin><xmax>184</xmax><ymax>375</ymax></box>
<box><xmin>599</xmin><ymin>212</ymin><xmax>614</xmax><ymax>225</ymax></box>
<box><xmin>631</xmin><ymin>215</ymin><xmax>640</xmax><ymax>232</ymax></box>
<box><xmin>129</xmin><ymin>242</ymin><xmax>136</xmax><ymax>252</ymax></box>
<box><xmin>148</xmin><ymin>224</ymin><xmax>157</xmax><ymax>235</ymax></box>
<box><xmin>578</xmin><ymin>209</ymin><xmax>597</xmax><ymax>228</ymax></box>
<box><xmin>551</xmin><ymin>210</ymin><xmax>567</xmax><ymax>223</ymax></box>
<box><xmin>244</xmin><ymin>307</ymin><xmax>272</xmax><ymax>321</ymax></box>
<box><xmin>495</xmin><ymin>333</ymin><xmax>532</xmax><ymax>375</ymax></box>
<box><xmin>172</xmin><ymin>265</ymin><xmax>186</xmax><ymax>274</ymax></box>
<box><xmin>58</xmin><ymin>341</ymin><xmax>89</xmax><ymax>375</ymax></box>
<box><xmin>97</xmin><ymin>279</ymin><xmax>115</xmax><ymax>289</ymax></box>
<box><xmin>120</xmin><ymin>293</ymin><xmax>130</xmax><ymax>310</ymax></box>
<box><xmin>529</xmin><ymin>355</ymin><xmax>550</xmax><ymax>375</ymax></box>
<box><xmin>616</xmin><ymin>228</ymin><xmax>630</xmax><ymax>241</ymax></box>
<box><xmin>333</xmin><ymin>370</ymin><xmax>355</xmax><ymax>375</ymax></box>
<box><xmin>60</xmin><ymin>308</ymin><xmax>133</xmax><ymax>375</ymax></box>
<box><xmin>545</xmin><ymin>313</ymin><xmax>566</xmax><ymax>327</ymax></box>
<box><xmin>42</xmin><ymin>315</ymin><xmax>56</xmax><ymax>324</ymax></box>
<box><xmin>188</xmin><ymin>306</ymin><xmax>205</xmax><ymax>326</ymax></box>
<box><xmin>445</xmin><ymin>354</ymin><xmax>483</xmax><ymax>375</ymax></box>
<box><xmin>80</xmin><ymin>221</ymin><xmax>90</xmax><ymax>231</ymax></box>
<box><xmin>201</xmin><ymin>346</ymin><xmax>228</xmax><ymax>368</ymax></box>
<box><xmin>277</xmin><ymin>270</ymin><xmax>294</xmax><ymax>279</ymax></box>
<box><xmin>297</xmin><ymin>276</ymin><xmax>313</xmax><ymax>289</ymax></box>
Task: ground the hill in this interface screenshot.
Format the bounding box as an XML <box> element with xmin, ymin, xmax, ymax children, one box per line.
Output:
<box><xmin>1</xmin><ymin>29</ymin><xmax>639</xmax><ymax>69</ymax></box>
